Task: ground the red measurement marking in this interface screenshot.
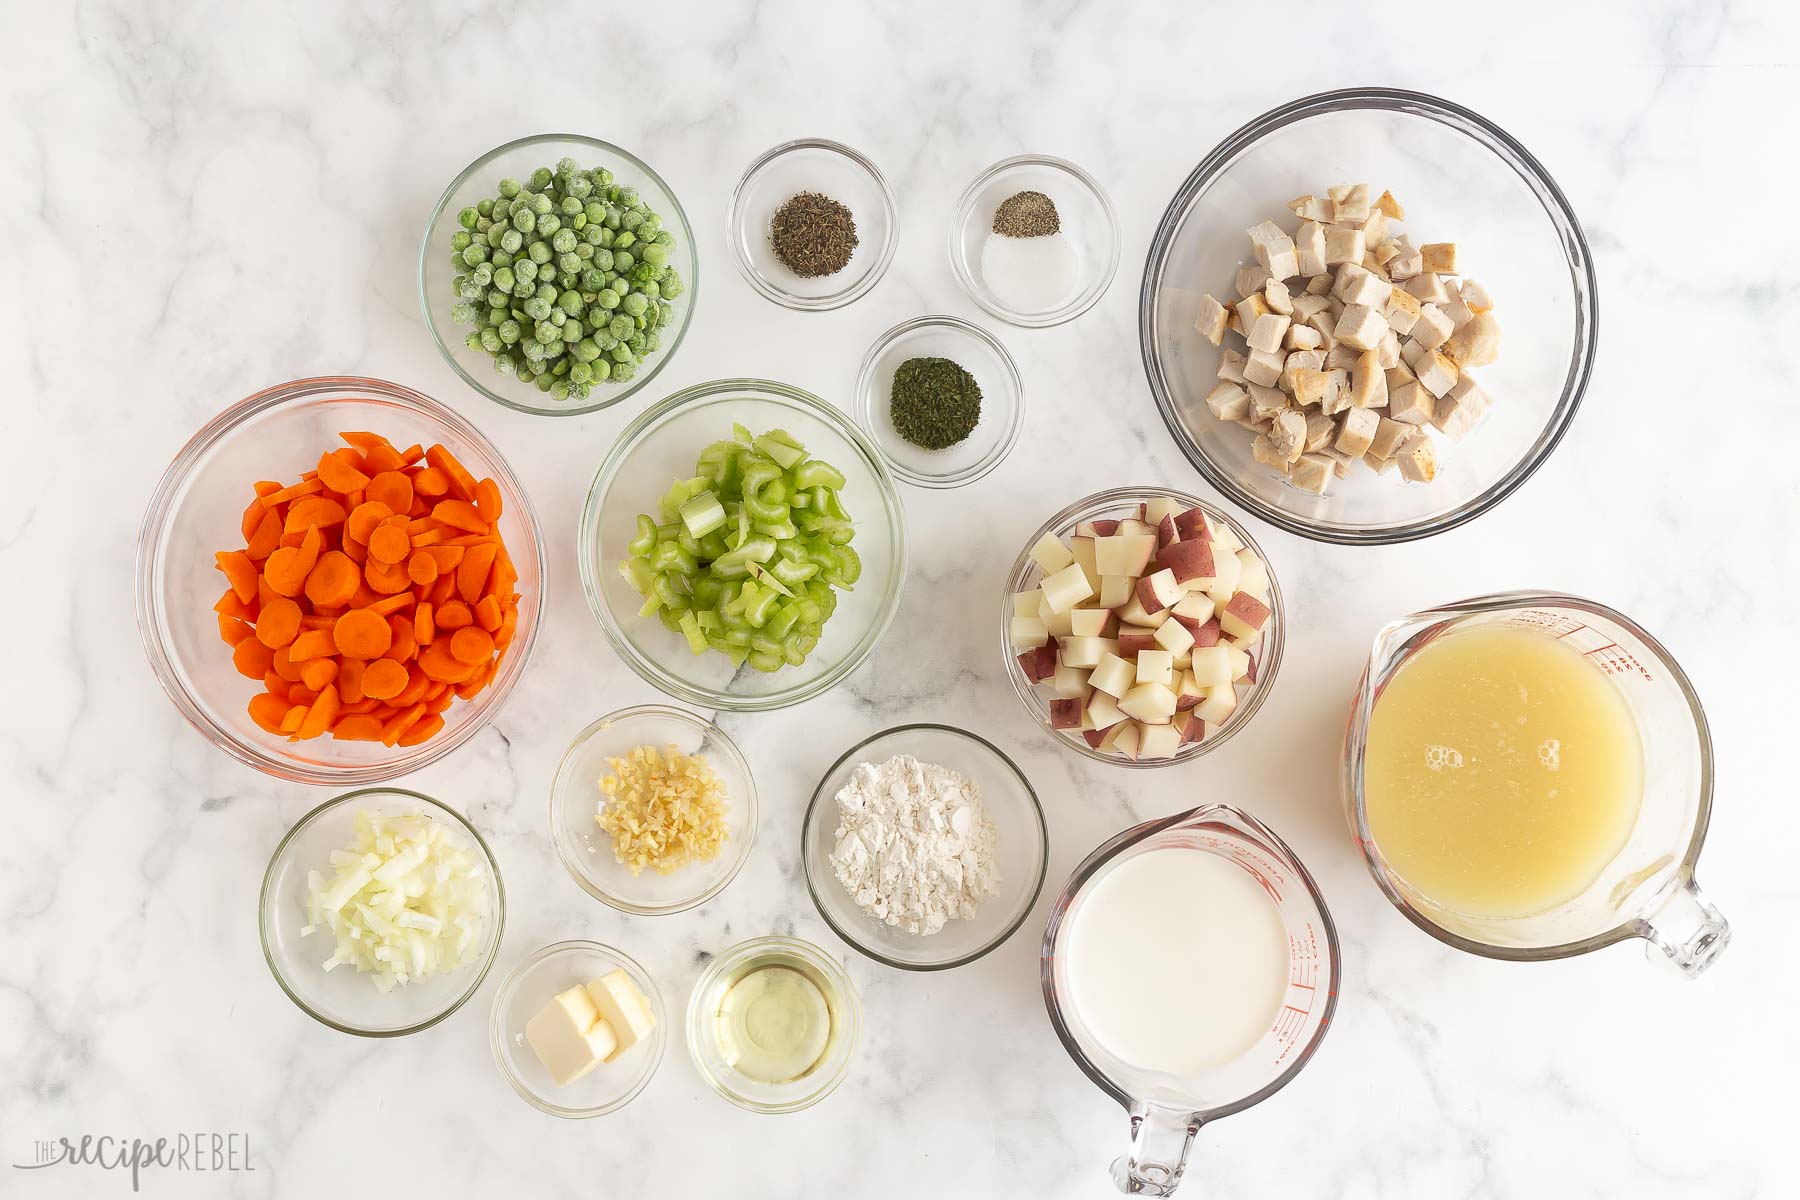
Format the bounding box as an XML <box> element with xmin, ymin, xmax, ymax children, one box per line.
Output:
<box><xmin>1581</xmin><ymin>642</ymin><xmax>1619</xmax><ymax>656</ymax></box>
<box><xmin>1553</xmin><ymin>623</ymin><xmax>1587</xmax><ymax>639</ymax></box>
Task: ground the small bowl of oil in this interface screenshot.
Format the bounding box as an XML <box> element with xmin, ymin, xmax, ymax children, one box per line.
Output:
<box><xmin>684</xmin><ymin>935</ymin><xmax>861</xmax><ymax>1113</ymax></box>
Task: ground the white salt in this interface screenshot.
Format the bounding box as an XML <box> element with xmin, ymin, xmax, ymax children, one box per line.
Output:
<box><xmin>980</xmin><ymin>232</ymin><xmax>1078</xmax><ymax>314</ymax></box>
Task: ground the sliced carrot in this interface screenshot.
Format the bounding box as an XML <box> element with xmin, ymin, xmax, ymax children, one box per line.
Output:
<box><xmin>240</xmin><ymin>496</ymin><xmax>267</xmax><ymax>541</ymax></box>
<box><xmin>246</xmin><ymin>508</ymin><xmax>284</xmax><ymax>561</ymax></box>
<box><xmin>409</xmin><ymin>527</ymin><xmax>446</xmax><ymax>549</ymax></box>
<box><xmin>253</xmin><ymin>480</ymin><xmax>283</xmax><ymax>497</ymax></box>
<box><xmin>364</xmin><ymin>557</ymin><xmax>412</xmax><ymax>595</ymax></box>
<box><xmin>393</xmin><ymin>664</ymin><xmax>432</xmax><ymax>708</ymax></box>
<box><xmin>384</xmin><ymin>614</ymin><xmax>417</xmax><ymax>662</ymax></box>
<box><xmin>428</xmin><ymin>574</ymin><xmax>458</xmax><ymax>606</ymax></box>
<box><xmin>263</xmin><ymin>477</ymin><xmax>324</xmax><ymax>506</ymax></box>
<box><xmin>342</xmin><ymin>533</ymin><xmax>370</xmax><ymax>565</ymax></box>
<box><xmin>271</xmin><ymin>644</ymin><xmax>305</xmax><ymax>683</ymax></box>
<box><xmin>333</xmin><ymin>608</ymin><xmax>392</xmax><ymax>659</ymax></box>
<box><xmin>423</xmin><ymin>544</ymin><xmax>465</xmax><ymax>571</ymax></box>
<box><xmin>379</xmin><ymin>702</ymin><xmax>428</xmax><ymax>746</ymax></box>
<box><xmin>216</xmin><ymin>589</ymin><xmax>257</xmax><ymax>621</ymax></box>
<box><xmin>414</xmin><ymin>602</ymin><xmax>436</xmax><ymax>645</ymax></box>
<box><xmin>219</xmin><ymin>614</ymin><xmax>254</xmax><ymax>646</ymax></box>
<box><xmin>339</xmin><ymin>431</ymin><xmax>392</xmax><ymax>451</ymax></box>
<box><xmin>284</xmin><ymin>496</ymin><xmax>347</xmax><ymax>536</ymax></box>
<box><xmin>368</xmin><ymin>523</ymin><xmax>411</xmax><ymax>565</ymax></box>
<box><xmin>287</xmin><ymin>629</ymin><xmax>337</xmax><ymax>662</ymax></box>
<box><xmin>300</xmin><ymin>657</ymin><xmax>339</xmax><ymax>692</ymax></box>
<box><xmin>216</xmin><ymin>550</ymin><xmax>259</xmax><ymax>604</ymax></box>
<box><xmin>279</xmin><ymin>704</ymin><xmax>309</xmax><ymax>734</ymax></box>
<box><xmin>474</xmin><ymin>594</ymin><xmax>503</xmax><ymax>632</ymax></box>
<box><xmin>406</xmin><ymin>550</ymin><xmax>439</xmax><ymax>587</ymax></box>
<box><xmin>361</xmin><ymin>658</ymin><xmax>409</xmax><ymax>700</ymax></box>
<box><xmin>366</xmin><ymin>470</ymin><xmax>414</xmax><ymax>514</ymax></box>
<box><xmin>295</xmin><ymin>684</ymin><xmax>341</xmax><ymax>740</ymax></box>
<box><xmin>474</xmin><ymin>478</ymin><xmax>504</xmax><ymax>524</ymax></box>
<box><xmin>454</xmin><ymin>663</ymin><xmax>494</xmax><ymax>701</ymax></box>
<box><xmin>430</xmin><ymin>499</ymin><xmax>488</xmax><ymax>534</ymax></box>
<box><xmin>495</xmin><ymin>605</ymin><xmax>519</xmax><ymax>649</ymax></box>
<box><xmin>232</xmin><ymin>637</ymin><xmax>275</xmax><ymax>679</ymax></box>
<box><xmin>286</xmin><ymin>685</ymin><xmax>320</xmax><ymax>707</ymax></box>
<box><xmin>450</xmin><ymin>626</ymin><xmax>494</xmax><ymax>665</ymax></box>
<box><xmin>299</xmin><ymin>612</ymin><xmax>337</xmax><ymax>630</ymax></box>
<box><xmin>396</xmin><ymin>443</ymin><xmax>425</xmax><ymax>466</ymax></box>
<box><xmin>262</xmin><ymin>672</ymin><xmax>290</xmax><ymax>702</ymax></box>
<box><xmin>411</xmin><ymin>466</ymin><xmax>450</xmax><ymax>498</ymax></box>
<box><xmin>304</xmin><ymin>550</ymin><xmax>360</xmax><ymax>609</ymax></box>
<box><xmin>425</xmin><ymin>445</ymin><xmax>477</xmax><ymax>501</ymax></box>
<box><xmin>365</xmin><ymin>591</ymin><xmax>414</xmax><ymax>617</ymax></box>
<box><xmin>330</xmin><ymin>714</ymin><xmax>385</xmax><ymax>741</ymax></box>
<box><xmin>362</xmin><ymin>442</ymin><xmax>405</xmax><ymax>473</ymax></box>
<box><xmin>340</xmin><ymin>697</ymin><xmax>380</xmax><ymax>717</ymax></box>
<box><xmin>337</xmin><ymin>658</ymin><xmax>366</xmax><ymax>704</ymax></box>
<box><xmin>345</xmin><ymin>500</ymin><xmax>393</xmax><ymax>544</ymax></box>
<box><xmin>457</xmin><ymin>542</ymin><xmax>498</xmax><ymax>604</ymax></box>
<box><xmin>419</xmin><ymin>639</ymin><xmax>479</xmax><ymax>683</ymax></box>
<box><xmin>427</xmin><ymin>685</ymin><xmax>458</xmax><ymax>712</ymax></box>
<box><xmin>248</xmin><ymin>692</ymin><xmax>289</xmax><ymax>733</ymax></box>
<box><xmin>398</xmin><ymin>715</ymin><xmax>445</xmax><ymax>747</ymax></box>
<box><xmin>434</xmin><ymin>601</ymin><xmax>473</xmax><ymax>631</ymax></box>
<box><xmin>316</xmin><ymin>450</ymin><xmax>371</xmax><ymax>494</ymax></box>
<box><xmin>254</xmin><ymin>597</ymin><xmax>302</xmax><ymax>649</ymax></box>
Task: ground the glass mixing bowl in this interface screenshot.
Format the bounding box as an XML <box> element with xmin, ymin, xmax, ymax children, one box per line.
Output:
<box><xmin>419</xmin><ymin>133</ymin><xmax>697</xmax><ymax>417</ymax></box>
<box><xmin>580</xmin><ymin>378</ymin><xmax>907</xmax><ymax>712</ymax></box>
<box><xmin>1000</xmin><ymin>487</ymin><xmax>1284</xmax><ymax>768</ymax></box>
<box><xmin>549</xmin><ymin>705</ymin><xmax>757</xmax><ymax>915</ymax></box>
<box><xmin>136</xmin><ymin>376</ymin><xmax>545</xmax><ymax>784</ymax></box>
<box><xmin>1139</xmin><ymin>88</ymin><xmax>1597</xmax><ymax>544</ymax></box>
<box><xmin>800</xmin><ymin>724</ymin><xmax>1048</xmax><ymax>970</ymax></box>
<box><xmin>259</xmin><ymin>788</ymin><xmax>505</xmax><ymax>1037</ymax></box>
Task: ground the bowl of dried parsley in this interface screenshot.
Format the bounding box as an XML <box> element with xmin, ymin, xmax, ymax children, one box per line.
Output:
<box><xmin>853</xmin><ymin>314</ymin><xmax>1024</xmax><ymax>489</ymax></box>
<box><xmin>728</xmin><ymin>138</ymin><xmax>899</xmax><ymax>312</ymax></box>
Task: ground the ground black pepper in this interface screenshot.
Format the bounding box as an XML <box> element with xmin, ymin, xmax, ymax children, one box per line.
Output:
<box><xmin>770</xmin><ymin>192</ymin><xmax>859</xmax><ymax>278</ymax></box>
<box><xmin>889</xmin><ymin>357</ymin><xmax>982</xmax><ymax>450</ymax></box>
<box><xmin>992</xmin><ymin>190</ymin><xmax>1061</xmax><ymax>238</ymax></box>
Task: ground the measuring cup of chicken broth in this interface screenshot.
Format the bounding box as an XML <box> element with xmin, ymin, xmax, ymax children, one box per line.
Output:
<box><xmin>1042</xmin><ymin>805</ymin><xmax>1339</xmax><ymax>1198</ymax></box>
<box><xmin>1342</xmin><ymin>592</ymin><xmax>1729</xmax><ymax>975</ymax></box>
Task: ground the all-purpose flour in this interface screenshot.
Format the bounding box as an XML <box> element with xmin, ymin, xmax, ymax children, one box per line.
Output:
<box><xmin>828</xmin><ymin>754</ymin><xmax>1000</xmax><ymax>936</ymax></box>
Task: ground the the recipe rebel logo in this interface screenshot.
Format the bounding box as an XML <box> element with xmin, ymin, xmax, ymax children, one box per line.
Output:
<box><xmin>11</xmin><ymin>1131</ymin><xmax>256</xmax><ymax>1191</ymax></box>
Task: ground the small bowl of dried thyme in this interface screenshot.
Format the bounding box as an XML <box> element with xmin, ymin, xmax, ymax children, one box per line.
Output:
<box><xmin>853</xmin><ymin>314</ymin><xmax>1024</xmax><ymax>489</ymax></box>
<box><xmin>729</xmin><ymin>138</ymin><xmax>899</xmax><ymax>312</ymax></box>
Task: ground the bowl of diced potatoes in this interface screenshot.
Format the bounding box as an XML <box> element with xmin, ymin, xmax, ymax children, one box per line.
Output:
<box><xmin>1002</xmin><ymin>487</ymin><xmax>1283</xmax><ymax>767</ymax></box>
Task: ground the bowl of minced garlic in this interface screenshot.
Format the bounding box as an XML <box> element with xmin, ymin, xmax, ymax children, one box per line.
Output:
<box><xmin>550</xmin><ymin>705</ymin><xmax>758</xmax><ymax>914</ymax></box>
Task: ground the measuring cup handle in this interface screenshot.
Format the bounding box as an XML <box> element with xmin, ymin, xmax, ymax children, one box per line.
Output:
<box><xmin>1637</xmin><ymin>871</ymin><xmax>1730</xmax><ymax>978</ymax></box>
<box><xmin>1110</xmin><ymin>1103</ymin><xmax>1200</xmax><ymax>1196</ymax></box>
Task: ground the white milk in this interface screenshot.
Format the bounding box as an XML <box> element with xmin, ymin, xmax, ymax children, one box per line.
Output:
<box><xmin>1065</xmin><ymin>847</ymin><xmax>1289</xmax><ymax>1076</ymax></box>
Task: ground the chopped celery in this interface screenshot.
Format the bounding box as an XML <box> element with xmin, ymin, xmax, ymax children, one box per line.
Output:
<box><xmin>619</xmin><ymin>425</ymin><xmax>858</xmax><ymax>673</ymax></box>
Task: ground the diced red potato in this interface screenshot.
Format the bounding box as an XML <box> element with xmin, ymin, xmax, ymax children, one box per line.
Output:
<box><xmin>1016</xmin><ymin>496</ymin><xmax>1278</xmax><ymax>761</ymax></box>
<box><xmin>1017</xmin><ymin>643</ymin><xmax>1057</xmax><ymax>682</ymax></box>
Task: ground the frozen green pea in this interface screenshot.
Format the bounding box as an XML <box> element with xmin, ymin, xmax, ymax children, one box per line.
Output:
<box><xmin>498</xmin><ymin>177</ymin><xmax>521</xmax><ymax>198</ymax></box>
<box><xmin>611</xmin><ymin>342</ymin><xmax>633</xmax><ymax>363</ymax></box>
<box><xmin>616</xmin><ymin>186</ymin><xmax>639</xmax><ymax>206</ymax></box>
<box><xmin>476</xmin><ymin>198</ymin><xmax>494</xmax><ymax>217</ymax></box>
<box><xmin>499</xmin><ymin>228</ymin><xmax>523</xmax><ymax>254</ymax></box>
<box><xmin>609</xmin><ymin>314</ymin><xmax>634</xmax><ymax>339</ymax></box>
<box><xmin>480</xmin><ymin>328</ymin><xmax>502</xmax><ymax>353</ymax></box>
<box><xmin>560</xmin><ymin>195</ymin><xmax>582</xmax><ymax>216</ymax></box>
<box><xmin>512</xmin><ymin>208</ymin><xmax>536</xmax><ymax>233</ymax></box>
<box><xmin>641</xmin><ymin>280</ymin><xmax>660</xmax><ymax>300</ymax></box>
<box><xmin>535</xmin><ymin>319</ymin><xmax>559</xmax><ymax>343</ymax></box>
<box><xmin>558</xmin><ymin>289</ymin><xmax>585</xmax><ymax>315</ymax></box>
<box><xmin>492</xmin><ymin>249</ymin><xmax>513</xmax><ymax>269</ymax></box>
<box><xmin>597</xmin><ymin>288</ymin><xmax>620</xmax><ymax>309</ymax></box>
<box><xmin>527</xmin><ymin>241</ymin><xmax>551</xmax><ymax>265</ymax></box>
<box><xmin>614</xmin><ymin>230</ymin><xmax>636</xmax><ymax>251</ymax></box>
<box><xmin>622</xmin><ymin>291</ymin><xmax>648</xmax><ymax>318</ymax></box>
<box><xmin>470</xmin><ymin>262</ymin><xmax>493</xmax><ymax>286</ymax></box>
<box><xmin>557</xmin><ymin>252</ymin><xmax>581</xmax><ymax>274</ymax></box>
<box><xmin>499</xmin><ymin>319</ymin><xmax>522</xmax><ymax>344</ymax></box>
<box><xmin>475</xmin><ymin>216</ymin><xmax>492</xmax><ymax>234</ymax></box>
<box><xmin>451</xmin><ymin>301</ymin><xmax>476</xmax><ymax>323</ymax></box>
<box><xmin>457</xmin><ymin>207</ymin><xmax>479</xmax><ymax>229</ymax></box>
<box><xmin>622</xmin><ymin>209</ymin><xmax>643</xmax><ymax>231</ymax></box>
<box><xmin>643</xmin><ymin>242</ymin><xmax>669</xmax><ymax>269</ymax></box>
<box><xmin>537</xmin><ymin>213</ymin><xmax>561</xmax><ymax>237</ymax></box>
<box><xmin>568</xmin><ymin>175</ymin><xmax>592</xmax><ymax>199</ymax></box>
<box><xmin>613</xmin><ymin>250</ymin><xmax>634</xmax><ymax>271</ymax></box>
<box><xmin>613</xmin><ymin>360</ymin><xmax>636</xmax><ymax>383</ymax></box>
<box><xmin>451</xmin><ymin>230</ymin><xmax>472</xmax><ymax>252</ymax></box>
<box><xmin>551</xmin><ymin>228</ymin><xmax>576</xmax><ymax>254</ymax></box>
<box><xmin>561</xmin><ymin>320</ymin><xmax>584</xmax><ymax>343</ymax></box>
<box><xmin>529</xmin><ymin>167</ymin><xmax>552</xmax><ymax>190</ymax></box>
<box><xmin>530</xmin><ymin>193</ymin><xmax>552</xmax><ymax>215</ymax></box>
<box><xmin>570</xmin><ymin>360</ymin><xmax>594</xmax><ymax>385</ymax></box>
<box><xmin>575</xmin><ymin>242</ymin><xmax>595</xmax><ymax>261</ymax></box>
<box><xmin>464</xmin><ymin>330</ymin><xmax>484</xmax><ymax>350</ymax></box>
<box><xmin>494</xmin><ymin>353</ymin><xmax>516</xmax><ymax>376</ymax></box>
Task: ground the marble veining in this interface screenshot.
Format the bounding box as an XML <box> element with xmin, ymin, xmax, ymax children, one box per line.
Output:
<box><xmin>2</xmin><ymin>1</ymin><xmax>1795</xmax><ymax>1196</ymax></box>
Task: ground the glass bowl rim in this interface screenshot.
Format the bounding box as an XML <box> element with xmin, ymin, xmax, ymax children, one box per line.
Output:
<box><xmin>1136</xmin><ymin>86</ymin><xmax>1599</xmax><ymax>545</ymax></box>
<box><xmin>948</xmin><ymin>152</ymin><xmax>1122</xmax><ymax>329</ymax></box>
<box><xmin>578</xmin><ymin>376</ymin><xmax>909</xmax><ymax>712</ymax></box>
<box><xmin>999</xmin><ymin>486</ymin><xmax>1286</xmax><ymax>768</ymax></box>
<box><xmin>417</xmin><ymin>131</ymin><xmax>699</xmax><ymax>418</ymax></box>
<box><xmin>548</xmin><ymin>703</ymin><xmax>759</xmax><ymax>915</ymax></box>
<box><xmin>257</xmin><ymin>787</ymin><xmax>507</xmax><ymax>1038</ymax></box>
<box><xmin>726</xmin><ymin>137</ymin><xmax>900</xmax><ymax>312</ymax></box>
<box><xmin>852</xmin><ymin>313</ymin><xmax>1025</xmax><ymax>489</ymax></box>
<box><xmin>800</xmin><ymin>722</ymin><xmax>1050</xmax><ymax>970</ymax></box>
<box><xmin>682</xmin><ymin>933</ymin><xmax>863</xmax><ymax>1112</ymax></box>
<box><xmin>487</xmin><ymin>938</ymin><xmax>668</xmax><ymax>1118</ymax></box>
<box><xmin>135</xmin><ymin>374</ymin><xmax>547</xmax><ymax>784</ymax></box>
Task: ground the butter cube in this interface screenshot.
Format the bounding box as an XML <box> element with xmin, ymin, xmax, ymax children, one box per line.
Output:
<box><xmin>585</xmin><ymin>969</ymin><xmax>656</xmax><ymax>1063</ymax></box>
<box><xmin>526</xmin><ymin>986</ymin><xmax>620</xmax><ymax>1086</ymax></box>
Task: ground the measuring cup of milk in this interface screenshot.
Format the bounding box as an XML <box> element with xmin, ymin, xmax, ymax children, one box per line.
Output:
<box><xmin>1042</xmin><ymin>804</ymin><xmax>1339</xmax><ymax>1197</ymax></box>
<box><xmin>1341</xmin><ymin>592</ymin><xmax>1730</xmax><ymax>976</ymax></box>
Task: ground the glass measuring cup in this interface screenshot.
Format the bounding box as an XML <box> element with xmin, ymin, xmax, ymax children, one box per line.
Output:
<box><xmin>1341</xmin><ymin>591</ymin><xmax>1730</xmax><ymax>975</ymax></box>
<box><xmin>1042</xmin><ymin>805</ymin><xmax>1340</xmax><ymax>1197</ymax></box>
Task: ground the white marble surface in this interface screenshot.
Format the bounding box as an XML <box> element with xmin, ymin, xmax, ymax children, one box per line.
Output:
<box><xmin>3</xmin><ymin>1</ymin><xmax>1795</xmax><ymax>1196</ymax></box>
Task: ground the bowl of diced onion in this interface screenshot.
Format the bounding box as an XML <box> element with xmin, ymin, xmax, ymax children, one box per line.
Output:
<box><xmin>549</xmin><ymin>705</ymin><xmax>758</xmax><ymax>916</ymax></box>
<box><xmin>259</xmin><ymin>789</ymin><xmax>504</xmax><ymax>1037</ymax></box>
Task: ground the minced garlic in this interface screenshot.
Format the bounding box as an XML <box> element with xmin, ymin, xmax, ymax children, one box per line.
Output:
<box><xmin>597</xmin><ymin>744</ymin><xmax>729</xmax><ymax>874</ymax></box>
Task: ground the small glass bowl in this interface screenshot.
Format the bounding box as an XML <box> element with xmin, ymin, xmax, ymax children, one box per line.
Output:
<box><xmin>728</xmin><ymin>138</ymin><xmax>898</xmax><ymax>311</ymax></box>
<box><xmin>950</xmin><ymin>154</ymin><xmax>1120</xmax><ymax>328</ymax></box>
<box><xmin>419</xmin><ymin>133</ymin><xmax>697</xmax><ymax>417</ymax></box>
<box><xmin>550</xmin><ymin>705</ymin><xmax>758</xmax><ymax>915</ymax></box>
<box><xmin>853</xmin><ymin>315</ymin><xmax>1023</xmax><ymax>489</ymax></box>
<box><xmin>1000</xmin><ymin>487</ymin><xmax>1285</xmax><ymax>769</ymax></box>
<box><xmin>580</xmin><ymin>378</ymin><xmax>908</xmax><ymax>712</ymax></box>
<box><xmin>259</xmin><ymin>789</ymin><xmax>505</xmax><ymax>1037</ymax></box>
<box><xmin>801</xmin><ymin>725</ymin><xmax>1049</xmax><ymax>970</ymax></box>
<box><xmin>1139</xmin><ymin>88</ymin><xmax>1598</xmax><ymax>543</ymax></box>
<box><xmin>489</xmin><ymin>940</ymin><xmax>667</xmax><ymax>1119</ymax></box>
<box><xmin>136</xmin><ymin>376</ymin><xmax>545</xmax><ymax>784</ymax></box>
<box><xmin>685</xmin><ymin>935</ymin><xmax>861</xmax><ymax>1113</ymax></box>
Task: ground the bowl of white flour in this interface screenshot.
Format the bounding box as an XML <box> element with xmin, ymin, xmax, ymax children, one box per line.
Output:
<box><xmin>801</xmin><ymin>724</ymin><xmax>1048</xmax><ymax>970</ymax></box>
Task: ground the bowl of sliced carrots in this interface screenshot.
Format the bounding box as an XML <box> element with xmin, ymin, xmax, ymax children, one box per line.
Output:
<box><xmin>137</xmin><ymin>376</ymin><xmax>545</xmax><ymax>784</ymax></box>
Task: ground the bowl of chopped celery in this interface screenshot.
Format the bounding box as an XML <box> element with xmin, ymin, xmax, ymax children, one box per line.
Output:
<box><xmin>258</xmin><ymin>788</ymin><xmax>505</xmax><ymax>1038</ymax></box>
<box><xmin>550</xmin><ymin>705</ymin><xmax>758</xmax><ymax>915</ymax></box>
<box><xmin>419</xmin><ymin>134</ymin><xmax>697</xmax><ymax>417</ymax></box>
<box><xmin>581</xmin><ymin>378</ymin><xmax>907</xmax><ymax>712</ymax></box>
